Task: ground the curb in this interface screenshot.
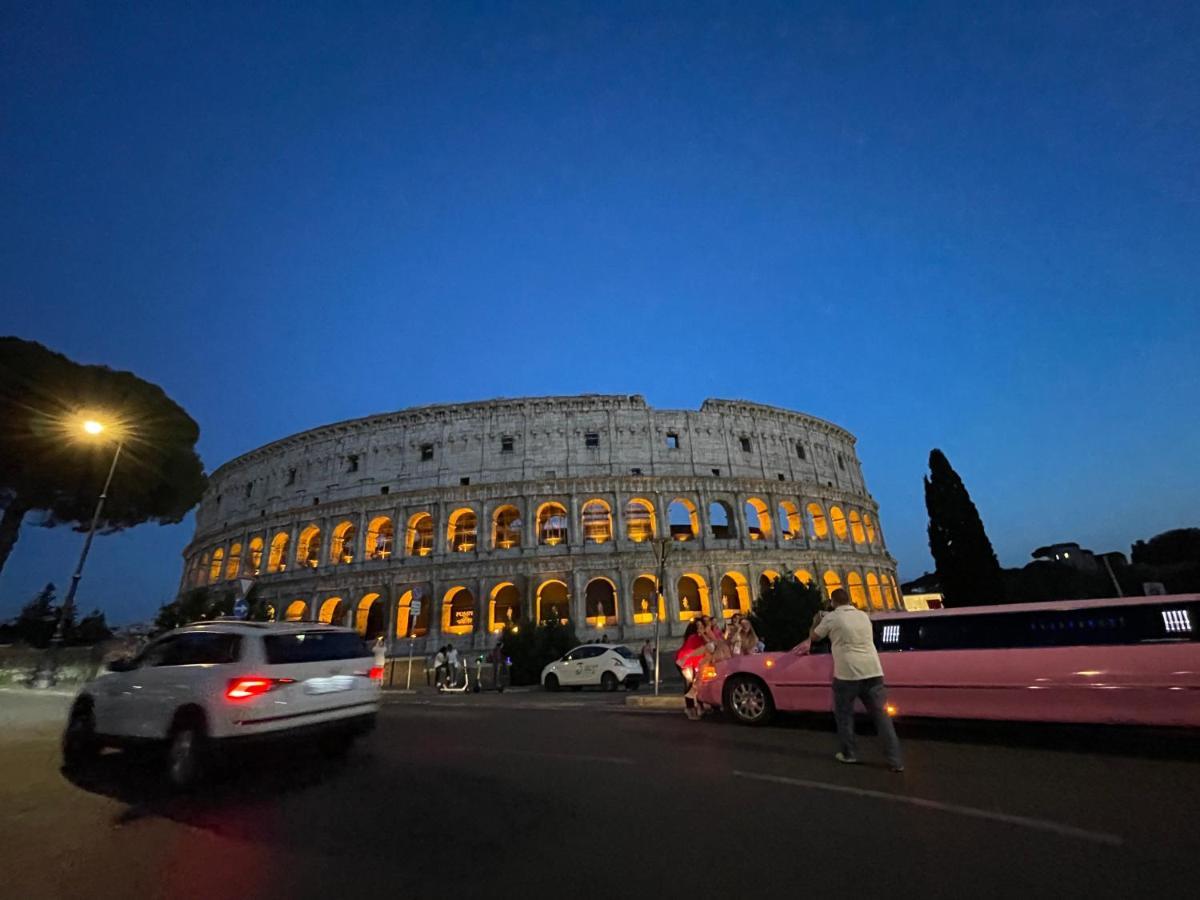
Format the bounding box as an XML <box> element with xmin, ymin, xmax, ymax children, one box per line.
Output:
<box><xmin>625</xmin><ymin>695</ymin><xmax>684</xmax><ymax>710</ymax></box>
<box><xmin>0</xmin><ymin>686</ymin><xmax>77</xmax><ymax>699</ymax></box>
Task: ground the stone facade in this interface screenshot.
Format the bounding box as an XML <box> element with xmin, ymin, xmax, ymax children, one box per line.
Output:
<box><xmin>179</xmin><ymin>395</ymin><xmax>900</xmax><ymax>652</ymax></box>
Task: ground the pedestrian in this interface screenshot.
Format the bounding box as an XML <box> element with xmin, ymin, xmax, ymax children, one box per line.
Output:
<box><xmin>432</xmin><ymin>646</ymin><xmax>447</xmax><ymax>687</ymax></box>
<box><xmin>640</xmin><ymin>639</ymin><xmax>655</xmax><ymax>682</ymax></box>
<box><xmin>735</xmin><ymin>617</ymin><xmax>761</xmax><ymax>656</ymax></box>
<box><xmin>446</xmin><ymin>644</ymin><xmax>460</xmax><ymax>687</ymax></box>
<box><xmin>810</xmin><ymin>588</ymin><xmax>903</xmax><ymax>772</ymax></box>
<box><xmin>601</xmin><ymin>633</ymin><xmax>609</xmax><ymax>644</ymax></box>
<box><xmin>490</xmin><ymin>635</ymin><xmax>505</xmax><ymax>689</ymax></box>
<box><xmin>372</xmin><ymin>636</ymin><xmax>387</xmax><ymax>683</ymax></box>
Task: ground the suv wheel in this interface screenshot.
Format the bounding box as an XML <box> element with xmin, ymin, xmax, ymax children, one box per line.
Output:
<box><xmin>62</xmin><ymin>702</ymin><xmax>99</xmax><ymax>771</ymax></box>
<box><xmin>166</xmin><ymin>716</ymin><xmax>208</xmax><ymax>789</ymax></box>
<box><xmin>724</xmin><ymin>675</ymin><xmax>775</xmax><ymax>726</ymax></box>
<box><xmin>600</xmin><ymin>671</ymin><xmax>618</xmax><ymax>692</ymax></box>
<box><xmin>544</xmin><ymin>674</ymin><xmax>559</xmax><ymax>692</ymax></box>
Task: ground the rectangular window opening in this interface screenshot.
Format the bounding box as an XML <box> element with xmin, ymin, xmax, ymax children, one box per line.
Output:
<box><xmin>630</xmin><ymin>467</ymin><xmax>643</xmax><ymax>476</ymax></box>
<box><xmin>380</xmin><ymin>486</ymin><xmax>390</xmax><ymax>495</ymax></box>
<box><xmin>739</xmin><ymin>437</ymin><xmax>751</xmax><ymax>453</ymax></box>
<box><xmin>460</xmin><ymin>476</ymin><xmax>470</xmax><ymax>486</ymax></box>
<box><xmin>666</xmin><ymin>432</ymin><xmax>679</xmax><ymax>449</ymax></box>
<box><xmin>286</xmin><ymin>468</ymin><xmax>296</xmax><ymax>485</ymax></box>
<box><xmin>347</xmin><ymin>454</ymin><xmax>360</xmax><ymax>473</ymax></box>
<box><xmin>711</xmin><ymin>468</ymin><xmax>721</xmax><ymax>477</ymax></box>
<box><xmin>585</xmin><ymin>432</ymin><xmax>600</xmax><ymax>448</ymax></box>
<box><xmin>501</xmin><ymin>436</ymin><xmax>514</xmax><ymax>453</ymax></box>
<box><xmin>420</xmin><ymin>444</ymin><xmax>434</xmax><ymax>461</ymax></box>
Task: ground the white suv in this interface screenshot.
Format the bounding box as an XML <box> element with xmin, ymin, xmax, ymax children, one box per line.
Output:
<box><xmin>541</xmin><ymin>643</ymin><xmax>644</xmax><ymax>691</ymax></box>
<box><xmin>63</xmin><ymin>621</ymin><xmax>382</xmax><ymax>787</ymax></box>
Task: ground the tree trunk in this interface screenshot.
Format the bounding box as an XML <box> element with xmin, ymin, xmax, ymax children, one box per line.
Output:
<box><xmin>0</xmin><ymin>499</ymin><xmax>30</xmax><ymax>577</ymax></box>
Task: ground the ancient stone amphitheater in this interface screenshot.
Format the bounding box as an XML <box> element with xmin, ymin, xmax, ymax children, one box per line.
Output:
<box><xmin>180</xmin><ymin>395</ymin><xmax>900</xmax><ymax>650</ymax></box>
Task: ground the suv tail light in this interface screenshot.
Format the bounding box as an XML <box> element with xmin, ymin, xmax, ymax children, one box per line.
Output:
<box><xmin>226</xmin><ymin>676</ymin><xmax>294</xmax><ymax>700</ymax></box>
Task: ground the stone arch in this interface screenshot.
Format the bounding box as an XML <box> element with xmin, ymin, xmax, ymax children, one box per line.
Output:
<box><xmin>758</xmin><ymin>569</ymin><xmax>781</xmax><ymax>597</ymax></box>
<box><xmin>297</xmin><ymin>525</ymin><xmax>321</xmax><ymax>568</ymax></box>
<box><xmin>778</xmin><ymin>501</ymin><xmax>801</xmax><ymax>541</ymax></box>
<box><xmin>492</xmin><ymin>505</ymin><xmax>522</xmax><ymax>549</ymax></box>
<box><xmin>719</xmin><ymin>572</ymin><xmax>751</xmax><ymax>618</ymax></box>
<box><xmin>867</xmin><ymin>572</ymin><xmax>883</xmax><ymax>610</ymax></box>
<box><xmin>197</xmin><ymin>552</ymin><xmax>210</xmax><ymax>586</ymax></box>
<box><xmin>822</xmin><ymin>570</ymin><xmax>844</xmax><ymax>600</ymax></box>
<box><xmin>849</xmin><ymin>510</ymin><xmax>866</xmax><ymax>545</ymax></box>
<box><xmin>795</xmin><ymin>568</ymin><xmax>815</xmax><ymax>586</ymax></box>
<box><xmin>406</xmin><ymin>512</ymin><xmax>434</xmax><ymax>557</ymax></box>
<box><xmin>224</xmin><ymin>543</ymin><xmax>242</xmax><ymax>580</ymax></box>
<box><xmin>489</xmin><ymin>582</ymin><xmax>521</xmax><ymax>631</ymax></box>
<box><xmin>708</xmin><ymin>500</ymin><xmax>736</xmax><ymax>540</ymax></box>
<box><xmin>441</xmin><ymin>586</ymin><xmax>476</xmax><ymax>635</ymax></box>
<box><xmin>581</xmin><ymin>499</ymin><xmax>613</xmax><ymax>544</ymax></box>
<box><xmin>631</xmin><ymin>574</ymin><xmax>660</xmax><ymax>624</ymax></box>
<box><xmin>331</xmin><ymin>521</ymin><xmax>357</xmax><ymax>564</ymax></box>
<box><xmin>268</xmin><ymin>532</ymin><xmax>289</xmax><ymax>573</ymax></box>
<box><xmin>807</xmin><ymin>503</ymin><xmax>829</xmax><ymax>540</ymax></box>
<box><xmin>366</xmin><ymin>516</ymin><xmax>394</xmax><ymax>560</ymax></box>
<box><xmin>668</xmin><ymin>498</ymin><xmax>699</xmax><ymax>541</ymax></box>
<box><xmin>355</xmin><ymin>592</ymin><xmax>384</xmax><ymax>638</ymax></box>
<box><xmin>536</xmin><ymin>579</ymin><xmax>569</xmax><ymax>624</ymax></box>
<box><xmin>829</xmin><ymin>505</ymin><xmax>849</xmax><ymax>541</ymax></box>
<box><xmin>284</xmin><ymin>599</ymin><xmax>307</xmax><ymax>622</ymax></box>
<box><xmin>537</xmin><ymin>502</ymin><xmax>569</xmax><ymax>546</ymax></box>
<box><xmin>676</xmin><ymin>573</ymin><xmax>711</xmax><ymax>619</ymax></box>
<box><xmin>847</xmin><ymin>571</ymin><xmax>867</xmax><ymax>608</ymax></box>
<box><xmin>883</xmin><ymin>573</ymin><xmax>899</xmax><ymax>609</ymax></box>
<box><xmin>396</xmin><ymin>587</ymin><xmax>431</xmax><ymax>638</ymax></box>
<box><xmin>864</xmin><ymin>513</ymin><xmax>878</xmax><ymax>545</ymax></box>
<box><xmin>318</xmin><ymin>596</ymin><xmax>346</xmax><ymax>625</ymax></box>
<box><xmin>584</xmin><ymin>576</ymin><xmax>618</xmax><ymax>628</ymax></box>
<box><xmin>447</xmin><ymin>508</ymin><xmax>478</xmax><ymax>553</ymax></box>
<box><xmin>624</xmin><ymin>498</ymin><xmax>657</xmax><ymax>542</ymax></box>
<box><xmin>208</xmin><ymin>548</ymin><xmax>224</xmax><ymax>583</ymax></box>
<box><xmin>247</xmin><ymin>536</ymin><xmax>264</xmax><ymax>575</ymax></box>
<box><xmin>745</xmin><ymin>497</ymin><xmax>772</xmax><ymax>541</ymax></box>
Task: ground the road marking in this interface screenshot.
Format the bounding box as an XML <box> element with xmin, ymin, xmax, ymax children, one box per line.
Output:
<box><xmin>491</xmin><ymin>748</ymin><xmax>635</xmax><ymax>766</ymax></box>
<box><xmin>732</xmin><ymin>770</ymin><xmax>1123</xmax><ymax>846</ymax></box>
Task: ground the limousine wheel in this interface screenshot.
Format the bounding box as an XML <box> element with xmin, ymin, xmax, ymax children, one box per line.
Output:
<box><xmin>725</xmin><ymin>675</ymin><xmax>775</xmax><ymax>726</ymax></box>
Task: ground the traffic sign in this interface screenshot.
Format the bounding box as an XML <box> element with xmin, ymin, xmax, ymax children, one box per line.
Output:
<box><xmin>233</xmin><ymin>598</ymin><xmax>249</xmax><ymax>619</ymax></box>
<box><xmin>410</xmin><ymin>599</ymin><xmax>422</xmax><ymax>618</ymax></box>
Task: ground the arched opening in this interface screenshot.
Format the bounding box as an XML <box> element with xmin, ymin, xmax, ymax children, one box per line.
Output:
<box><xmin>849</xmin><ymin>510</ymin><xmax>866</xmax><ymax>545</ymax></box>
<box><xmin>778</xmin><ymin>501</ymin><xmax>801</xmax><ymax>541</ymax></box>
<box><xmin>318</xmin><ymin>596</ymin><xmax>346</xmax><ymax>625</ymax></box>
<box><xmin>795</xmin><ymin>569</ymin><xmax>815</xmax><ymax>586</ymax></box>
<box><xmin>864</xmin><ymin>513</ymin><xmax>877</xmax><ymax>545</ymax></box>
<box><xmin>268</xmin><ymin>532</ymin><xmax>289</xmax><ymax>573</ymax></box>
<box><xmin>668</xmin><ymin>498</ymin><xmax>698</xmax><ymax>541</ymax></box>
<box><xmin>581</xmin><ymin>499</ymin><xmax>613</xmax><ymax>544</ymax></box>
<box><xmin>331</xmin><ymin>521</ymin><xmax>357</xmax><ymax>564</ymax></box>
<box><xmin>676</xmin><ymin>574</ymin><xmax>711</xmax><ymax>619</ymax></box>
<box><xmin>759</xmin><ymin>569</ymin><xmax>781</xmax><ymax>597</ymax></box>
<box><xmin>536</xmin><ymin>579</ymin><xmax>569</xmax><ymax>624</ymax></box>
<box><xmin>745</xmin><ymin>498</ymin><xmax>772</xmax><ymax>541</ymax></box>
<box><xmin>208</xmin><ymin>548</ymin><xmax>224</xmax><ymax>583</ymax></box>
<box><xmin>829</xmin><ymin>506</ymin><xmax>848</xmax><ymax>541</ymax></box>
<box><xmin>224</xmin><ymin>543</ymin><xmax>242</xmax><ymax>580</ymax></box>
<box><xmin>247</xmin><ymin>537</ymin><xmax>264</xmax><ymax>575</ymax></box>
<box><xmin>489</xmin><ymin>582</ymin><xmax>521</xmax><ymax>631</ymax></box>
<box><xmin>708</xmin><ymin>501</ymin><xmax>735</xmax><ymax>540</ymax></box>
<box><xmin>441</xmin><ymin>587</ymin><xmax>476</xmax><ymax>635</ymax></box>
<box><xmin>632</xmin><ymin>575</ymin><xmax>661</xmax><ymax>624</ymax></box>
<box><xmin>823</xmin><ymin>570</ymin><xmax>844</xmax><ymax>601</ymax></box>
<box><xmin>807</xmin><ymin>503</ymin><xmax>829</xmax><ymax>540</ymax></box>
<box><xmin>624</xmin><ymin>498</ymin><xmax>656</xmax><ymax>543</ymax></box>
<box><xmin>447</xmin><ymin>508</ymin><xmax>478</xmax><ymax>553</ymax></box>
<box><xmin>297</xmin><ymin>525</ymin><xmax>321</xmax><ymax>568</ymax></box>
<box><xmin>355</xmin><ymin>593</ymin><xmax>384</xmax><ymax>639</ymax></box>
<box><xmin>197</xmin><ymin>552</ymin><xmax>210</xmax><ymax>586</ymax></box>
<box><xmin>883</xmin><ymin>574</ymin><xmax>899</xmax><ymax>609</ymax></box>
<box><xmin>395</xmin><ymin>588</ymin><xmax>431</xmax><ymax>638</ymax></box>
<box><xmin>366</xmin><ymin>516</ymin><xmax>394</xmax><ymax>560</ymax></box>
<box><xmin>537</xmin><ymin>502</ymin><xmax>568</xmax><ymax>546</ymax></box>
<box><xmin>585</xmin><ymin>578</ymin><xmax>618</xmax><ymax>628</ymax></box>
<box><xmin>719</xmin><ymin>572</ymin><xmax>751</xmax><ymax>618</ymax></box>
<box><xmin>406</xmin><ymin>512</ymin><xmax>434</xmax><ymax>557</ymax></box>
<box><xmin>867</xmin><ymin>573</ymin><xmax>883</xmax><ymax>610</ymax></box>
<box><xmin>284</xmin><ymin>599</ymin><xmax>307</xmax><ymax>622</ymax></box>
<box><xmin>847</xmin><ymin>572</ymin><xmax>867</xmax><ymax>608</ymax></box>
<box><xmin>492</xmin><ymin>505</ymin><xmax>522</xmax><ymax>549</ymax></box>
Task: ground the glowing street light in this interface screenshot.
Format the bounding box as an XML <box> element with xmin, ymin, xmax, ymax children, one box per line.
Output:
<box><xmin>82</xmin><ymin>419</ymin><xmax>104</xmax><ymax>435</ymax></box>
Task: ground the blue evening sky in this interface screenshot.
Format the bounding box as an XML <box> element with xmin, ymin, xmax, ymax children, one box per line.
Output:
<box><xmin>2</xmin><ymin>2</ymin><xmax>1198</xmax><ymax>623</ymax></box>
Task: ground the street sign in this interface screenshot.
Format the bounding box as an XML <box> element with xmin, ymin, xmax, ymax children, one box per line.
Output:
<box><xmin>410</xmin><ymin>599</ymin><xmax>422</xmax><ymax>618</ymax></box>
<box><xmin>233</xmin><ymin>598</ymin><xmax>249</xmax><ymax>619</ymax></box>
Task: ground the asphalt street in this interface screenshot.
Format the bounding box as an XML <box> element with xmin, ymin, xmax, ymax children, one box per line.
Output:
<box><xmin>1</xmin><ymin>687</ymin><xmax>1197</xmax><ymax>900</ymax></box>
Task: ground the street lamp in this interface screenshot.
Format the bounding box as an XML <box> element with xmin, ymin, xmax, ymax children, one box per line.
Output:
<box><xmin>648</xmin><ymin>535</ymin><xmax>673</xmax><ymax>696</ymax></box>
<box><xmin>33</xmin><ymin>415</ymin><xmax>125</xmax><ymax>689</ymax></box>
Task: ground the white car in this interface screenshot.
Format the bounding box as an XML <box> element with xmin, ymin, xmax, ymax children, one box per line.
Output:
<box><xmin>541</xmin><ymin>644</ymin><xmax>644</xmax><ymax>692</ymax></box>
<box><xmin>63</xmin><ymin>621</ymin><xmax>382</xmax><ymax>787</ymax></box>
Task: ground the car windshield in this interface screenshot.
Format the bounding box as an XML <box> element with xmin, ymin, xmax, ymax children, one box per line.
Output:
<box><xmin>611</xmin><ymin>646</ymin><xmax>637</xmax><ymax>659</ymax></box>
<box><xmin>262</xmin><ymin>631</ymin><xmax>371</xmax><ymax>664</ymax></box>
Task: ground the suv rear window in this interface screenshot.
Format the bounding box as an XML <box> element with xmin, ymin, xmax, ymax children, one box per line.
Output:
<box><xmin>263</xmin><ymin>631</ymin><xmax>371</xmax><ymax>665</ymax></box>
<box><xmin>612</xmin><ymin>646</ymin><xmax>637</xmax><ymax>659</ymax></box>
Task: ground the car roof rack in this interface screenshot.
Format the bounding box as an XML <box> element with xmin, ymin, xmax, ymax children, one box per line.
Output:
<box><xmin>187</xmin><ymin>618</ymin><xmax>270</xmax><ymax>628</ymax></box>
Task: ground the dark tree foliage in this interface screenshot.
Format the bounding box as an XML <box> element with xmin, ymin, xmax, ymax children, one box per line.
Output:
<box><xmin>1131</xmin><ymin>528</ymin><xmax>1200</xmax><ymax>567</ymax></box>
<box><xmin>500</xmin><ymin>619</ymin><xmax>580</xmax><ymax>686</ymax></box>
<box><xmin>15</xmin><ymin>583</ymin><xmax>67</xmax><ymax>648</ymax></box>
<box><xmin>73</xmin><ymin>609</ymin><xmax>113</xmax><ymax>644</ymax></box>
<box><xmin>1001</xmin><ymin>562</ymin><xmax>1112</xmax><ymax>604</ymax></box>
<box><xmin>924</xmin><ymin>449</ymin><xmax>1003</xmax><ymax>606</ymax></box>
<box><xmin>154</xmin><ymin>586</ymin><xmax>237</xmax><ymax>633</ymax></box>
<box><xmin>751</xmin><ymin>571</ymin><xmax>824</xmax><ymax>651</ymax></box>
<box><xmin>0</xmin><ymin>337</ymin><xmax>207</xmax><ymax>576</ymax></box>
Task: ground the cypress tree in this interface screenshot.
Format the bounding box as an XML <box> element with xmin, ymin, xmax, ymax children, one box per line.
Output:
<box><xmin>924</xmin><ymin>449</ymin><xmax>1003</xmax><ymax>606</ymax></box>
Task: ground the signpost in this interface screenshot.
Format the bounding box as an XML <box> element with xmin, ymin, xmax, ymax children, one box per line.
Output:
<box><xmin>232</xmin><ymin>578</ymin><xmax>255</xmax><ymax>620</ymax></box>
<box><xmin>649</xmin><ymin>537</ymin><xmax>673</xmax><ymax>696</ymax></box>
<box><xmin>406</xmin><ymin>595</ymin><xmax>423</xmax><ymax>690</ymax></box>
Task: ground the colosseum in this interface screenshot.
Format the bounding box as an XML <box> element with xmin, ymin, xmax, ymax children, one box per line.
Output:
<box><xmin>179</xmin><ymin>395</ymin><xmax>900</xmax><ymax>651</ymax></box>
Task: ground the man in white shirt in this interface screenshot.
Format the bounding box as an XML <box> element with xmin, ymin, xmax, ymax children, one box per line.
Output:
<box><xmin>810</xmin><ymin>588</ymin><xmax>903</xmax><ymax>772</ymax></box>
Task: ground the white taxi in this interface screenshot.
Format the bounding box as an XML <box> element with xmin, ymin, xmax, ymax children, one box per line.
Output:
<box><xmin>541</xmin><ymin>643</ymin><xmax>643</xmax><ymax>692</ymax></box>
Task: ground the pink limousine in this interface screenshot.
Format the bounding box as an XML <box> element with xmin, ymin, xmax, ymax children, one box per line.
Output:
<box><xmin>696</xmin><ymin>594</ymin><xmax>1200</xmax><ymax>728</ymax></box>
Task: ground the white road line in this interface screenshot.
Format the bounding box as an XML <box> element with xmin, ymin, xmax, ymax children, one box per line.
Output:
<box><xmin>732</xmin><ymin>770</ymin><xmax>1123</xmax><ymax>846</ymax></box>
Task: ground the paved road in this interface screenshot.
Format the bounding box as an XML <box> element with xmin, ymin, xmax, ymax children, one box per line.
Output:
<box><xmin>1</xmin><ymin>688</ymin><xmax>1197</xmax><ymax>899</ymax></box>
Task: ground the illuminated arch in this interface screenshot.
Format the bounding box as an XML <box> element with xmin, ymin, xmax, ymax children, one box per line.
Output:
<box><xmin>581</xmin><ymin>499</ymin><xmax>613</xmax><ymax>544</ymax></box>
<box><xmin>318</xmin><ymin>596</ymin><xmax>345</xmax><ymax>625</ymax></box>
<box><xmin>624</xmin><ymin>498</ymin><xmax>656</xmax><ymax>543</ymax></box>
<box><xmin>778</xmin><ymin>501</ymin><xmax>801</xmax><ymax>541</ymax></box>
<box><xmin>537</xmin><ymin>502</ymin><xmax>569</xmax><ymax>546</ymax></box>
<box><xmin>208</xmin><ymin>548</ymin><xmax>224</xmax><ymax>583</ymax></box>
<box><xmin>395</xmin><ymin>588</ymin><xmax>431</xmax><ymax>638</ymax></box>
<box><xmin>864</xmin><ymin>513</ymin><xmax>877</xmax><ymax>545</ymax></box>
<box><xmin>447</xmin><ymin>508</ymin><xmax>478</xmax><ymax>553</ymax></box>
<box><xmin>585</xmin><ymin>577</ymin><xmax>618</xmax><ymax>628</ymax></box>
<box><xmin>492</xmin><ymin>505</ymin><xmax>522</xmax><ymax>549</ymax></box>
<box><xmin>366</xmin><ymin>516</ymin><xmax>394</xmax><ymax>560</ymax></box>
<box><xmin>247</xmin><ymin>537</ymin><xmax>264</xmax><ymax>575</ymax></box>
<box><xmin>795</xmin><ymin>569</ymin><xmax>815</xmax><ymax>586</ymax></box>
<box><xmin>406</xmin><ymin>512</ymin><xmax>434</xmax><ymax>557</ymax></box>
<box><xmin>355</xmin><ymin>592</ymin><xmax>384</xmax><ymax>638</ymax></box>
<box><xmin>331</xmin><ymin>521</ymin><xmax>357</xmax><ymax>564</ymax></box>
<box><xmin>441</xmin><ymin>586</ymin><xmax>475</xmax><ymax>635</ymax></box>
<box><xmin>536</xmin><ymin>579</ymin><xmax>569</xmax><ymax>624</ymax></box>
<box><xmin>284</xmin><ymin>599</ymin><xmax>307</xmax><ymax>622</ymax></box>
<box><xmin>849</xmin><ymin>510</ymin><xmax>866</xmax><ymax>545</ymax></box>
<box><xmin>745</xmin><ymin>498</ymin><xmax>772</xmax><ymax>541</ymax></box>
<box><xmin>882</xmin><ymin>574</ymin><xmax>899</xmax><ymax>609</ymax></box>
<box><xmin>668</xmin><ymin>498</ymin><xmax>699</xmax><ymax>542</ymax></box>
<box><xmin>867</xmin><ymin>572</ymin><xmax>883</xmax><ymax>610</ymax></box>
<box><xmin>224</xmin><ymin>543</ymin><xmax>242</xmax><ymax>580</ymax></box>
<box><xmin>268</xmin><ymin>532</ymin><xmax>289</xmax><ymax>573</ymax></box>
<box><xmin>847</xmin><ymin>571</ymin><xmax>867</xmax><ymax>608</ymax></box>
<box><xmin>823</xmin><ymin>570</ymin><xmax>844</xmax><ymax>600</ymax></box>
<box><xmin>829</xmin><ymin>506</ymin><xmax>848</xmax><ymax>541</ymax></box>
<box><xmin>676</xmin><ymin>573</ymin><xmax>711</xmax><ymax>620</ymax></box>
<box><xmin>758</xmin><ymin>569</ymin><xmax>781</xmax><ymax>597</ymax></box>
<box><xmin>489</xmin><ymin>582</ymin><xmax>521</xmax><ymax>631</ymax></box>
<box><xmin>807</xmin><ymin>503</ymin><xmax>829</xmax><ymax>540</ymax></box>
<box><xmin>297</xmin><ymin>525</ymin><xmax>321</xmax><ymax>568</ymax></box>
<box><xmin>708</xmin><ymin>501</ymin><xmax>735</xmax><ymax>540</ymax></box>
<box><xmin>719</xmin><ymin>572</ymin><xmax>751</xmax><ymax>618</ymax></box>
<box><xmin>197</xmin><ymin>552</ymin><xmax>210</xmax><ymax>586</ymax></box>
<box><xmin>631</xmin><ymin>575</ymin><xmax>661</xmax><ymax>624</ymax></box>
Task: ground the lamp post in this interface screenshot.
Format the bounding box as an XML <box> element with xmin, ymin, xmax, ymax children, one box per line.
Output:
<box><xmin>648</xmin><ymin>536</ymin><xmax>673</xmax><ymax>696</ymax></box>
<box><xmin>33</xmin><ymin>418</ymin><xmax>123</xmax><ymax>689</ymax></box>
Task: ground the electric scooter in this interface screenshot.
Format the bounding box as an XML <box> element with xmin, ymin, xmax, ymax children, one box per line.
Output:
<box><xmin>437</xmin><ymin>660</ymin><xmax>471</xmax><ymax>693</ymax></box>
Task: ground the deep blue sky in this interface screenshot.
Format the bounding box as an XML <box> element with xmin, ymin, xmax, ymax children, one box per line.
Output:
<box><xmin>2</xmin><ymin>2</ymin><xmax>1198</xmax><ymax>623</ymax></box>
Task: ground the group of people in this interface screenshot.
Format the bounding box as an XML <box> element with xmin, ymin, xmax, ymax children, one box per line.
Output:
<box><xmin>430</xmin><ymin>644</ymin><xmax>462</xmax><ymax>688</ymax></box>
<box><xmin>673</xmin><ymin>613</ymin><xmax>762</xmax><ymax>720</ymax></box>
